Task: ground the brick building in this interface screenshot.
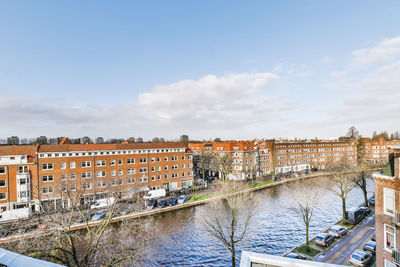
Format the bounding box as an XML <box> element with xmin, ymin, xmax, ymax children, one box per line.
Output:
<box><xmin>373</xmin><ymin>148</ymin><xmax>400</xmax><ymax>267</ymax></box>
<box><xmin>360</xmin><ymin>137</ymin><xmax>400</xmax><ymax>163</ymax></box>
<box><xmin>0</xmin><ymin>142</ymin><xmax>193</xmax><ymax>221</ymax></box>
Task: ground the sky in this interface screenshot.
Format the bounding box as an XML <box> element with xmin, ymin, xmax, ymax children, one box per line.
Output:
<box><xmin>1</xmin><ymin>1</ymin><xmax>400</xmax><ymax>141</ymax></box>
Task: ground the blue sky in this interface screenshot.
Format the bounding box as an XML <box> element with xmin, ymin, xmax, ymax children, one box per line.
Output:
<box><xmin>1</xmin><ymin>1</ymin><xmax>400</xmax><ymax>140</ymax></box>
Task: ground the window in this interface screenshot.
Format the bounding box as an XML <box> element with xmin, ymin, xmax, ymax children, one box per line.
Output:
<box><xmin>172</xmin><ymin>156</ymin><xmax>178</xmax><ymax>161</ymax></box>
<box><xmin>111</xmin><ymin>170</ymin><xmax>116</xmax><ymax>176</ymax></box>
<box><xmin>18</xmin><ymin>166</ymin><xmax>28</xmax><ymax>174</ymax></box>
<box><xmin>70</xmin><ymin>162</ymin><xmax>76</xmax><ymax>169</ymax></box>
<box><xmin>19</xmin><ymin>178</ymin><xmax>26</xmax><ymax>185</ymax></box>
<box><xmin>172</xmin><ymin>173</ymin><xmax>178</xmax><ymax>178</ymax></box>
<box><xmin>127</xmin><ymin>158</ymin><xmax>135</xmax><ymax>164</ymax></box>
<box><xmin>140</xmin><ymin>158</ymin><xmax>147</xmax><ymax>163</ymax></box>
<box><xmin>182</xmin><ymin>172</ymin><xmax>185</xmax><ymax>177</ymax></box>
<box><xmin>164</xmin><ymin>166</ymin><xmax>168</xmax><ymax>170</ymax></box>
<box><xmin>385</xmin><ymin>224</ymin><xmax>396</xmax><ymax>251</ymax></box>
<box><xmin>157</xmin><ymin>166</ymin><xmax>161</xmax><ymax>171</ymax></box>
<box><xmin>164</xmin><ymin>174</ymin><xmax>168</xmax><ymax>179</ymax></box>
<box><xmin>97</xmin><ymin>181</ymin><xmax>106</xmax><ymax>188</ymax></box>
<box><xmin>140</xmin><ymin>167</ymin><xmax>147</xmax><ymax>173</ymax></box>
<box><xmin>172</xmin><ymin>165</ymin><xmax>178</xmax><ymax>170</ymax></box>
<box><xmin>188</xmin><ymin>155</ymin><xmax>192</xmax><ymax>160</ymax></box>
<box><xmin>42</xmin><ymin>175</ymin><xmax>54</xmax><ymax>182</ymax></box>
<box><xmin>111</xmin><ymin>160</ymin><xmax>116</xmax><ymax>166</ymax></box>
<box><xmin>81</xmin><ymin>172</ymin><xmax>92</xmax><ymax>179</ymax></box>
<box><xmin>151</xmin><ymin>157</ymin><xmax>155</xmax><ymax>163</ymax></box>
<box><xmin>81</xmin><ymin>161</ymin><xmax>91</xmax><ymax>168</ymax></box>
<box><xmin>127</xmin><ymin>168</ymin><xmax>135</xmax><ymax>175</ymax></box>
<box><xmin>42</xmin><ymin>163</ymin><xmax>53</xmax><ymax>170</ymax></box>
<box><xmin>70</xmin><ymin>173</ymin><xmax>76</xmax><ymax>180</ymax></box>
<box><xmin>385</xmin><ymin>259</ymin><xmax>396</xmax><ymax>267</ymax></box>
<box><xmin>384</xmin><ymin>188</ymin><xmax>395</xmax><ymax>216</ymax></box>
<box><xmin>182</xmin><ymin>164</ymin><xmax>185</xmax><ymax>169</ymax></box>
<box><xmin>0</xmin><ymin>180</ymin><xmax>5</xmax><ymax>187</ymax></box>
<box><xmin>97</xmin><ymin>171</ymin><xmax>106</xmax><ymax>177</ymax></box>
<box><xmin>140</xmin><ymin>177</ymin><xmax>147</xmax><ymax>182</ymax></box>
<box><xmin>118</xmin><ymin>170</ymin><xmax>123</xmax><ymax>176</ymax></box>
<box><xmin>157</xmin><ymin>157</ymin><xmax>161</xmax><ymax>162</ymax></box>
<box><xmin>182</xmin><ymin>155</ymin><xmax>185</xmax><ymax>160</ymax></box>
<box><xmin>118</xmin><ymin>159</ymin><xmax>122</xmax><ymax>165</ymax></box>
<box><xmin>151</xmin><ymin>176</ymin><xmax>155</xmax><ymax>181</ymax></box>
<box><xmin>157</xmin><ymin>175</ymin><xmax>161</xmax><ymax>180</ymax></box>
<box><xmin>111</xmin><ymin>180</ymin><xmax>116</xmax><ymax>186</ymax></box>
<box><xmin>42</xmin><ymin>187</ymin><xmax>54</xmax><ymax>194</ymax></box>
<box><xmin>164</xmin><ymin>157</ymin><xmax>168</xmax><ymax>162</ymax></box>
<box><xmin>60</xmin><ymin>174</ymin><xmax>66</xmax><ymax>180</ymax></box>
<box><xmin>70</xmin><ymin>184</ymin><xmax>76</xmax><ymax>191</ymax></box>
<box><xmin>0</xmin><ymin>167</ymin><xmax>5</xmax><ymax>174</ymax></box>
<box><xmin>0</xmin><ymin>192</ymin><xmax>6</xmax><ymax>200</ymax></box>
<box><xmin>60</xmin><ymin>162</ymin><xmax>66</xmax><ymax>169</ymax></box>
<box><xmin>170</xmin><ymin>182</ymin><xmax>177</xmax><ymax>190</ymax></box>
<box><xmin>96</xmin><ymin>160</ymin><xmax>106</xmax><ymax>167</ymax></box>
<box><xmin>127</xmin><ymin>178</ymin><xmax>135</xmax><ymax>184</ymax></box>
<box><xmin>82</xmin><ymin>182</ymin><xmax>92</xmax><ymax>189</ymax></box>
<box><xmin>151</xmin><ymin>166</ymin><xmax>155</xmax><ymax>172</ymax></box>
<box><xmin>118</xmin><ymin>179</ymin><xmax>123</xmax><ymax>185</ymax></box>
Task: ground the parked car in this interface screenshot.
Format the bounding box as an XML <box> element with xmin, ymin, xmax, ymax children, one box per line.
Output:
<box><xmin>314</xmin><ymin>233</ymin><xmax>334</xmax><ymax>247</ymax></box>
<box><xmin>329</xmin><ymin>225</ymin><xmax>348</xmax><ymax>238</ymax></box>
<box><xmin>169</xmin><ymin>198</ymin><xmax>178</xmax><ymax>206</ymax></box>
<box><xmin>120</xmin><ymin>206</ymin><xmax>133</xmax><ymax>215</ymax></box>
<box><xmin>346</xmin><ymin>207</ymin><xmax>365</xmax><ymax>224</ymax></box>
<box><xmin>371</xmin><ymin>233</ymin><xmax>376</xmax><ymax>241</ymax></box>
<box><xmin>368</xmin><ymin>197</ymin><xmax>375</xmax><ymax>206</ymax></box>
<box><xmin>158</xmin><ymin>200</ymin><xmax>168</xmax><ymax>208</ymax></box>
<box><xmin>177</xmin><ymin>195</ymin><xmax>188</xmax><ymax>204</ymax></box>
<box><xmin>273</xmin><ymin>176</ymin><xmax>281</xmax><ymax>181</ymax></box>
<box><xmin>148</xmin><ymin>199</ymin><xmax>158</xmax><ymax>208</ymax></box>
<box><xmin>0</xmin><ymin>228</ymin><xmax>9</xmax><ymax>237</ymax></box>
<box><xmin>363</xmin><ymin>240</ymin><xmax>376</xmax><ymax>256</ymax></box>
<box><xmin>360</xmin><ymin>207</ymin><xmax>371</xmax><ymax>217</ymax></box>
<box><xmin>349</xmin><ymin>250</ymin><xmax>373</xmax><ymax>266</ymax></box>
<box><xmin>77</xmin><ymin>210</ymin><xmax>95</xmax><ymax>223</ymax></box>
<box><xmin>92</xmin><ymin>210</ymin><xmax>107</xmax><ymax>221</ymax></box>
<box><xmin>285</xmin><ymin>253</ymin><xmax>306</xmax><ymax>260</ymax></box>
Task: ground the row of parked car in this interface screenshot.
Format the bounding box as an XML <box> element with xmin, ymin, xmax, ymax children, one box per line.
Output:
<box><xmin>148</xmin><ymin>195</ymin><xmax>189</xmax><ymax>209</ymax></box>
<box><xmin>349</xmin><ymin>234</ymin><xmax>376</xmax><ymax>266</ymax></box>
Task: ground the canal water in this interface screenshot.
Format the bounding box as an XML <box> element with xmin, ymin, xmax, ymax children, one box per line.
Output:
<box><xmin>142</xmin><ymin>176</ymin><xmax>374</xmax><ymax>266</ymax></box>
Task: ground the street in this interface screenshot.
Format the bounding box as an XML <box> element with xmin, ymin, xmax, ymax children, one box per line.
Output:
<box><xmin>315</xmin><ymin>214</ymin><xmax>375</xmax><ymax>266</ymax></box>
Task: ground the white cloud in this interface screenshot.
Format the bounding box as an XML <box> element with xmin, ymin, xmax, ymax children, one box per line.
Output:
<box><xmin>352</xmin><ymin>36</ymin><xmax>400</xmax><ymax>66</ymax></box>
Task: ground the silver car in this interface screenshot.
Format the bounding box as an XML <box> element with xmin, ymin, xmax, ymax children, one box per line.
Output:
<box><xmin>349</xmin><ymin>250</ymin><xmax>373</xmax><ymax>266</ymax></box>
<box><xmin>329</xmin><ymin>225</ymin><xmax>348</xmax><ymax>238</ymax></box>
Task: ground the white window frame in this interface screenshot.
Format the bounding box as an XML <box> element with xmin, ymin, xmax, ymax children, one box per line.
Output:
<box><xmin>384</xmin><ymin>223</ymin><xmax>396</xmax><ymax>252</ymax></box>
<box><xmin>70</xmin><ymin>162</ymin><xmax>76</xmax><ymax>169</ymax></box>
<box><xmin>385</xmin><ymin>259</ymin><xmax>396</xmax><ymax>267</ymax></box>
<box><xmin>384</xmin><ymin>187</ymin><xmax>395</xmax><ymax>216</ymax></box>
<box><xmin>60</xmin><ymin>162</ymin><xmax>66</xmax><ymax>169</ymax></box>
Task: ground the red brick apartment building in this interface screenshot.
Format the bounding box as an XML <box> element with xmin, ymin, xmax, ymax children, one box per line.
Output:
<box><xmin>189</xmin><ymin>138</ymin><xmax>357</xmax><ymax>178</ymax></box>
<box><xmin>0</xmin><ymin>142</ymin><xmax>193</xmax><ymax>221</ymax></box>
<box><xmin>360</xmin><ymin>137</ymin><xmax>400</xmax><ymax>164</ymax></box>
<box><xmin>373</xmin><ymin>148</ymin><xmax>400</xmax><ymax>267</ymax></box>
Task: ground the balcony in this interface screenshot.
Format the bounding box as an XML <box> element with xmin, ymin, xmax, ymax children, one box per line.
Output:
<box><xmin>393</xmin><ymin>211</ymin><xmax>400</xmax><ymax>227</ymax></box>
<box><xmin>393</xmin><ymin>249</ymin><xmax>400</xmax><ymax>265</ymax></box>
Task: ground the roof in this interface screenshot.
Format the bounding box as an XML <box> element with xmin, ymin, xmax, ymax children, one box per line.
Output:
<box><xmin>188</xmin><ymin>141</ymin><xmax>255</xmax><ymax>152</ymax></box>
<box><xmin>0</xmin><ymin>145</ymin><xmax>38</xmax><ymax>157</ymax></box>
<box><xmin>38</xmin><ymin>142</ymin><xmax>188</xmax><ymax>152</ymax></box>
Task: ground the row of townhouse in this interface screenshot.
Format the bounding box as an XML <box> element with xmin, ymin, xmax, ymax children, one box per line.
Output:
<box><xmin>373</xmin><ymin>148</ymin><xmax>400</xmax><ymax>267</ymax></box>
<box><xmin>0</xmin><ymin>142</ymin><xmax>194</xmax><ymax>221</ymax></box>
<box><xmin>189</xmin><ymin>138</ymin><xmax>357</xmax><ymax>178</ymax></box>
<box><xmin>360</xmin><ymin>137</ymin><xmax>400</xmax><ymax>163</ymax></box>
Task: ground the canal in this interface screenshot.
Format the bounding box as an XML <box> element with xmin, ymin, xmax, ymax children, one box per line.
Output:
<box><xmin>141</xmin><ymin>175</ymin><xmax>375</xmax><ymax>266</ymax></box>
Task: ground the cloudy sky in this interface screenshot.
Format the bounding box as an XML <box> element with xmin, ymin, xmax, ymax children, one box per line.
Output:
<box><xmin>1</xmin><ymin>1</ymin><xmax>400</xmax><ymax>140</ymax></box>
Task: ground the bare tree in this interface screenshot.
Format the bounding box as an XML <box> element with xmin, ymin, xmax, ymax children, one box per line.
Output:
<box><xmin>193</xmin><ymin>150</ymin><xmax>213</xmax><ymax>200</ymax></box>
<box><xmin>328</xmin><ymin>159</ymin><xmax>356</xmax><ymax>220</ymax></box>
<box><xmin>288</xmin><ymin>182</ymin><xmax>320</xmax><ymax>252</ymax></box>
<box><xmin>212</xmin><ymin>152</ymin><xmax>232</xmax><ymax>182</ymax></box>
<box><xmin>199</xmin><ymin>193</ymin><xmax>257</xmax><ymax>267</ymax></box>
<box><xmin>354</xmin><ymin>163</ymin><xmax>369</xmax><ymax>207</ymax></box>
<box><xmin>14</xmin><ymin>183</ymin><xmax>155</xmax><ymax>267</ymax></box>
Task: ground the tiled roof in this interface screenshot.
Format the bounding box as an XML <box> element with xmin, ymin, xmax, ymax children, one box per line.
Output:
<box><xmin>0</xmin><ymin>145</ymin><xmax>38</xmax><ymax>157</ymax></box>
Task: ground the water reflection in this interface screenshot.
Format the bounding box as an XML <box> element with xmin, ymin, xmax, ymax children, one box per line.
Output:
<box><xmin>135</xmin><ymin>176</ymin><xmax>374</xmax><ymax>266</ymax></box>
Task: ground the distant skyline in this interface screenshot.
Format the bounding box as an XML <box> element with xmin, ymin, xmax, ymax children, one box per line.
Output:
<box><xmin>1</xmin><ymin>1</ymin><xmax>400</xmax><ymax>140</ymax></box>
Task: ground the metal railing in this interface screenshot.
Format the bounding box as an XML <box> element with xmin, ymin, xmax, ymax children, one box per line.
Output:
<box><xmin>393</xmin><ymin>210</ymin><xmax>400</xmax><ymax>226</ymax></box>
<box><xmin>393</xmin><ymin>249</ymin><xmax>400</xmax><ymax>264</ymax></box>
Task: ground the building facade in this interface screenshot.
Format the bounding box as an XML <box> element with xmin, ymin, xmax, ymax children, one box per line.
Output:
<box><xmin>0</xmin><ymin>142</ymin><xmax>194</xmax><ymax>221</ymax></box>
<box><xmin>373</xmin><ymin>149</ymin><xmax>400</xmax><ymax>267</ymax></box>
<box><xmin>360</xmin><ymin>137</ymin><xmax>400</xmax><ymax>163</ymax></box>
